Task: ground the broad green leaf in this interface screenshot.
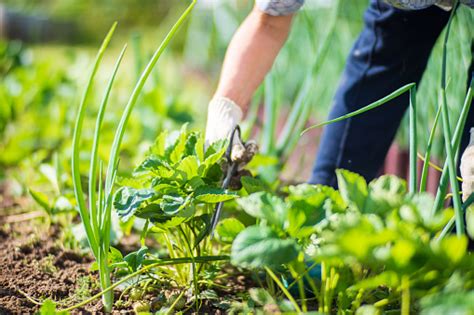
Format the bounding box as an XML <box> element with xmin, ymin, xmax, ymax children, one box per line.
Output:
<box><xmin>237</xmin><ymin>192</ymin><xmax>287</xmax><ymax>228</ymax></box>
<box><xmin>176</xmin><ymin>155</ymin><xmax>199</xmax><ymax>180</ymax></box>
<box><xmin>439</xmin><ymin>235</ymin><xmax>468</xmax><ymax>264</ymax></box>
<box><xmin>124</xmin><ymin>246</ymin><xmax>148</xmax><ymax>272</ymax></box>
<box><xmin>336</xmin><ymin>169</ymin><xmax>367</xmax><ymax>211</ymax></box>
<box><xmin>149</xmin><ymin>130</ymin><xmax>167</xmax><ymax>156</ymax></box>
<box><xmin>151</xmin><ymin>214</ymin><xmax>192</xmax><ymax>229</ymax></box>
<box><xmin>195</xmin><ymin>186</ymin><xmax>236</xmax><ymax>203</ymax></box>
<box><xmin>241</xmin><ymin>176</ymin><xmax>268</xmax><ymax>194</ymax></box>
<box><xmin>231</xmin><ymin>225</ymin><xmax>299</xmax><ymax>268</ymax></box>
<box><xmin>187</xmin><ymin>176</ymin><xmax>205</xmax><ymax>190</ymax></box>
<box><xmin>184</xmin><ymin>131</ymin><xmax>198</xmax><ymax>157</ymax></box>
<box><xmin>391</xmin><ymin>239</ymin><xmax>416</xmax><ymax>267</ymax></box>
<box><xmin>113</xmin><ymin>187</ymin><xmax>157</xmax><ymax>221</ymax></box>
<box><xmin>204</xmin><ymin>139</ymin><xmax>227</xmax><ymax>160</ymax></box>
<box><xmin>160</xmin><ymin>194</ymin><xmax>190</xmax><ymax>216</ymax></box>
<box><xmin>39</xmin><ymin>299</ymin><xmax>68</xmax><ymax>315</ymax></box>
<box><xmin>169</xmin><ymin>125</ymin><xmax>188</xmax><ymax>163</ymax></box>
<box><xmin>365</xmin><ymin>175</ymin><xmax>406</xmax><ymax>214</ymax></box>
<box><xmin>134</xmin><ymin>155</ymin><xmax>172</xmax><ymax>174</ymax></box>
<box><xmin>109</xmin><ymin>246</ymin><xmax>124</xmax><ymax>264</ymax></box>
<box><xmin>215</xmin><ymin>218</ymin><xmax>245</xmax><ymax>244</ymax></box>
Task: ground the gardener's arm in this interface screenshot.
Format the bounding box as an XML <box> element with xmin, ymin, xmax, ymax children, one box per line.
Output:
<box><xmin>214</xmin><ymin>8</ymin><xmax>293</xmax><ymax>111</ymax></box>
<box><xmin>205</xmin><ymin>1</ymin><xmax>303</xmax><ymax>147</ymax></box>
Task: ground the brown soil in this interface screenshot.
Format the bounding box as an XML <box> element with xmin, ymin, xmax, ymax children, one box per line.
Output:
<box><xmin>0</xmin><ymin>221</ymin><xmax>99</xmax><ymax>314</ymax></box>
<box><xmin>0</xmin><ymin>180</ymin><xmax>254</xmax><ymax>314</ymax></box>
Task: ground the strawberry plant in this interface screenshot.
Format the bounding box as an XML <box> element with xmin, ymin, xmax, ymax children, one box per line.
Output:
<box><xmin>112</xmin><ymin>127</ymin><xmax>237</xmax><ymax>307</ymax></box>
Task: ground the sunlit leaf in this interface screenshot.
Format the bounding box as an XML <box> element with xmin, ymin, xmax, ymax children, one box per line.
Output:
<box><xmin>231</xmin><ymin>226</ymin><xmax>299</xmax><ymax>268</ymax></box>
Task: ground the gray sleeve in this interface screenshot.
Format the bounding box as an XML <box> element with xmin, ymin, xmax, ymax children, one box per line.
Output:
<box><xmin>255</xmin><ymin>0</ymin><xmax>304</xmax><ymax>16</ymax></box>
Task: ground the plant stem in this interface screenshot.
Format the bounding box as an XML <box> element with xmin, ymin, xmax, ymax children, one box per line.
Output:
<box><xmin>264</xmin><ymin>266</ymin><xmax>302</xmax><ymax>313</ymax></box>
<box><xmin>419</xmin><ymin>106</ymin><xmax>441</xmax><ymax>192</ymax></box>
<box><xmin>401</xmin><ymin>275</ymin><xmax>410</xmax><ymax>315</ymax></box>
<box><xmin>409</xmin><ymin>86</ymin><xmax>417</xmax><ymax>193</ymax></box>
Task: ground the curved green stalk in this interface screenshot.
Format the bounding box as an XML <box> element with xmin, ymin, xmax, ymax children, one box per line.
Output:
<box><xmin>71</xmin><ymin>22</ymin><xmax>117</xmax><ymax>258</ymax></box>
<box><xmin>301</xmin><ymin>83</ymin><xmax>415</xmax><ymax>135</ymax></box>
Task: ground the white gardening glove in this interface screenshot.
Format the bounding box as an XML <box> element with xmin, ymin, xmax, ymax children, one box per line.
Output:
<box><xmin>205</xmin><ymin>96</ymin><xmax>243</xmax><ymax>149</ymax></box>
<box><xmin>205</xmin><ymin>96</ymin><xmax>258</xmax><ymax>189</ymax></box>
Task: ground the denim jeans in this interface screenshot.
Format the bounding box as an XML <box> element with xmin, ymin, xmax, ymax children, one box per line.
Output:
<box><xmin>309</xmin><ymin>0</ymin><xmax>473</xmax><ymax>187</ymax></box>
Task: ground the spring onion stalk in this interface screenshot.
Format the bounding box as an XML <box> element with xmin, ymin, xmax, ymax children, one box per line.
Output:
<box><xmin>302</xmin><ymin>83</ymin><xmax>415</xmax><ymax>134</ymax></box>
<box><xmin>432</xmin><ymin>77</ymin><xmax>473</xmax><ymax>213</ymax></box>
<box><xmin>436</xmin><ymin>1</ymin><xmax>464</xmax><ymax>235</ymax></box>
<box><xmin>71</xmin><ymin>23</ymin><xmax>117</xmax><ymax>260</ymax></box>
<box><xmin>89</xmin><ymin>45</ymin><xmax>127</xmax><ymax>243</ymax></box>
<box><xmin>71</xmin><ymin>23</ymin><xmax>123</xmax><ymax>311</ymax></box>
<box><xmin>419</xmin><ymin>106</ymin><xmax>441</xmax><ymax>192</ymax></box>
<box><xmin>71</xmin><ymin>1</ymin><xmax>196</xmax><ymax>312</ymax></box>
<box><xmin>409</xmin><ymin>86</ymin><xmax>418</xmax><ymax>193</ymax></box>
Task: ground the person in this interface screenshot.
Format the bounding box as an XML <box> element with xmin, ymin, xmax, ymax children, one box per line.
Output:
<box><xmin>204</xmin><ymin>0</ymin><xmax>473</xmax><ymax>188</ymax></box>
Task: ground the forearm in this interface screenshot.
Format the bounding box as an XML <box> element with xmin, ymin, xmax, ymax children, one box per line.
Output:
<box><xmin>214</xmin><ymin>7</ymin><xmax>294</xmax><ymax>113</ymax></box>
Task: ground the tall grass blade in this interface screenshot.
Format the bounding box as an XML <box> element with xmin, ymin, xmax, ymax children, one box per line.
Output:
<box><xmin>409</xmin><ymin>86</ymin><xmax>417</xmax><ymax>193</ymax></box>
<box><xmin>71</xmin><ymin>22</ymin><xmax>117</xmax><ymax>257</ymax></box>
<box><xmin>301</xmin><ymin>83</ymin><xmax>415</xmax><ymax>135</ymax></box>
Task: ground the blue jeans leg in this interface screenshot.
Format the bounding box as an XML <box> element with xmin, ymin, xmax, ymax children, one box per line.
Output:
<box><xmin>309</xmin><ymin>0</ymin><xmax>450</xmax><ymax>187</ymax></box>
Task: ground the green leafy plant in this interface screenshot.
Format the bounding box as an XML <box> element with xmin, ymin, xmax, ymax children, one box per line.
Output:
<box><xmin>113</xmin><ymin>127</ymin><xmax>237</xmax><ymax>299</ymax></box>
<box><xmin>232</xmin><ymin>170</ymin><xmax>474</xmax><ymax>314</ymax></box>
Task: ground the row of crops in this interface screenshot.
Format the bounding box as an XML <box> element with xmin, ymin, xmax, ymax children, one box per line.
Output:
<box><xmin>0</xmin><ymin>0</ymin><xmax>473</xmax><ymax>314</ymax></box>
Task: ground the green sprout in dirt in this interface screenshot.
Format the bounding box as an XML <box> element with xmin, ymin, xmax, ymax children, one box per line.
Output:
<box><xmin>70</xmin><ymin>1</ymin><xmax>196</xmax><ymax>311</ymax></box>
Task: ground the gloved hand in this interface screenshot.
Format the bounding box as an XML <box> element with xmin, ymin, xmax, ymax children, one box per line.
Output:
<box><xmin>205</xmin><ymin>96</ymin><xmax>258</xmax><ymax>189</ymax></box>
<box><xmin>386</xmin><ymin>0</ymin><xmax>473</xmax><ymax>10</ymax></box>
<box><xmin>205</xmin><ymin>96</ymin><xmax>243</xmax><ymax>149</ymax></box>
